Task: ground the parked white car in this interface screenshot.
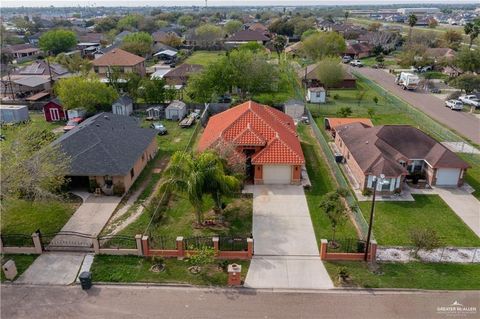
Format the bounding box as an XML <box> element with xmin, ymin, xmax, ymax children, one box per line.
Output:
<box><xmin>342</xmin><ymin>55</ymin><xmax>352</xmax><ymax>63</ymax></box>
<box><xmin>445</xmin><ymin>99</ymin><xmax>464</xmax><ymax>111</ymax></box>
<box><xmin>459</xmin><ymin>95</ymin><xmax>480</xmax><ymax>108</ymax></box>
<box><xmin>350</xmin><ymin>60</ymin><xmax>363</xmax><ymax>67</ymax></box>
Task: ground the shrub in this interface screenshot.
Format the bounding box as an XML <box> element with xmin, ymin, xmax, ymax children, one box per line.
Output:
<box><xmin>333</xmin><ymin>94</ymin><xmax>340</xmax><ymax>100</ymax></box>
<box><xmin>447</xmin><ymin>91</ymin><xmax>461</xmax><ymax>100</ymax></box>
<box><xmin>410</xmin><ymin>228</ymin><xmax>442</xmax><ymax>257</ymax></box>
<box><xmin>113</xmin><ymin>183</ymin><xmax>126</xmax><ymax>196</ymax></box>
<box><xmin>362</xmin><ymin>188</ymin><xmax>373</xmax><ymax>196</ymax></box>
<box><xmin>186</xmin><ymin>245</ymin><xmax>216</xmax><ymax>267</ymax></box>
<box><xmin>337</xmin><ymin>106</ymin><xmax>352</xmax><ymax>118</ymax></box>
<box><xmin>89</xmin><ymin>179</ymin><xmax>99</xmax><ymax>192</ymax></box>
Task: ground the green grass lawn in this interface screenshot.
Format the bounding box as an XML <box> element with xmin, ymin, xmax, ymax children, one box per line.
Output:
<box><xmin>117</xmin><ymin>195</ymin><xmax>252</xmax><ymax>238</ymax></box>
<box><xmin>324</xmin><ymin>261</ymin><xmax>480</xmax><ymax>290</ymax></box>
<box><xmin>90</xmin><ymin>255</ymin><xmax>249</xmax><ymax>286</ymax></box>
<box><xmin>1</xmin><ymin>197</ymin><xmax>81</xmax><ymax>235</ymax></box>
<box><xmin>0</xmin><ymin>254</ymin><xmax>37</xmax><ymax>282</ymax></box>
<box><xmin>459</xmin><ymin>153</ymin><xmax>480</xmax><ymax>200</ymax></box>
<box><xmin>184</xmin><ymin>51</ymin><xmax>226</xmax><ymax>66</ymax></box>
<box><xmin>297</xmin><ymin>124</ymin><xmax>358</xmax><ymax>242</ymax></box>
<box><xmin>359</xmin><ymin>195</ymin><xmax>480</xmax><ymax>247</ymax></box>
<box><xmin>1</xmin><ymin>112</ymin><xmax>64</xmax><ymax>142</ymax></box>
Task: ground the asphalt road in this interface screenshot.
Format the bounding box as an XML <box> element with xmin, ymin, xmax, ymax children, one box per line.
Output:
<box><xmin>353</xmin><ymin>67</ymin><xmax>480</xmax><ymax>145</ymax></box>
<box><xmin>2</xmin><ymin>285</ymin><xmax>480</xmax><ymax>319</ymax></box>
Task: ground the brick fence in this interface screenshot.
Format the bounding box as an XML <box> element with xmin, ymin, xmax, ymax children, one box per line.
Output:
<box><xmin>319</xmin><ymin>239</ymin><xmax>377</xmax><ymax>262</ymax></box>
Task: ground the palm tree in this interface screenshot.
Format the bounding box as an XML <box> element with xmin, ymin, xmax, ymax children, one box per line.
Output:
<box><xmin>464</xmin><ymin>21</ymin><xmax>480</xmax><ymax>49</ymax></box>
<box><xmin>344</xmin><ymin>10</ymin><xmax>350</xmax><ymax>23</ymax></box>
<box><xmin>161</xmin><ymin>151</ymin><xmax>240</xmax><ymax>225</ymax></box>
<box><xmin>407</xmin><ymin>14</ymin><xmax>418</xmax><ymax>44</ymax></box>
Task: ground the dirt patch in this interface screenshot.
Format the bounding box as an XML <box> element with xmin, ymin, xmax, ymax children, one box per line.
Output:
<box><xmin>173</xmin><ymin>137</ymin><xmax>181</xmax><ymax>143</ymax></box>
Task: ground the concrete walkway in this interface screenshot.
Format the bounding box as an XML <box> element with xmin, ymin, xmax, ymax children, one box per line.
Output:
<box><xmin>244</xmin><ymin>185</ymin><xmax>333</xmax><ymax>289</ymax></box>
<box><xmin>15</xmin><ymin>253</ymin><xmax>86</xmax><ymax>285</ymax></box>
<box><xmin>409</xmin><ymin>186</ymin><xmax>480</xmax><ymax>237</ymax></box>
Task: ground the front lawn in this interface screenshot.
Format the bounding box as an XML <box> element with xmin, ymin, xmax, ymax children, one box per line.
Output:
<box><xmin>324</xmin><ymin>261</ymin><xmax>480</xmax><ymax>290</ymax></box>
<box><xmin>184</xmin><ymin>51</ymin><xmax>226</xmax><ymax>66</ymax></box>
<box><xmin>1</xmin><ymin>197</ymin><xmax>81</xmax><ymax>235</ymax></box>
<box><xmin>117</xmin><ymin>195</ymin><xmax>252</xmax><ymax>238</ymax></box>
<box><xmin>0</xmin><ymin>254</ymin><xmax>37</xmax><ymax>282</ymax></box>
<box><xmin>459</xmin><ymin>153</ymin><xmax>480</xmax><ymax>200</ymax></box>
<box><xmin>298</xmin><ymin>124</ymin><xmax>358</xmax><ymax>242</ymax></box>
<box><xmin>90</xmin><ymin>255</ymin><xmax>249</xmax><ymax>286</ymax></box>
<box><xmin>359</xmin><ymin>195</ymin><xmax>480</xmax><ymax>247</ymax></box>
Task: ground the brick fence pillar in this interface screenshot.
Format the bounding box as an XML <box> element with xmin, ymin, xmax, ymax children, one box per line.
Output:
<box><xmin>142</xmin><ymin>235</ymin><xmax>150</xmax><ymax>256</ymax></box>
<box><xmin>369</xmin><ymin>240</ymin><xmax>378</xmax><ymax>262</ymax></box>
<box><xmin>212</xmin><ymin>237</ymin><xmax>219</xmax><ymax>256</ymax></box>
<box><xmin>320</xmin><ymin>239</ymin><xmax>328</xmax><ymax>260</ymax></box>
<box><xmin>247</xmin><ymin>238</ymin><xmax>254</xmax><ymax>259</ymax></box>
<box><xmin>31</xmin><ymin>232</ymin><xmax>43</xmax><ymax>254</ymax></box>
<box><xmin>92</xmin><ymin>234</ymin><xmax>100</xmax><ymax>254</ymax></box>
<box><xmin>176</xmin><ymin>236</ymin><xmax>184</xmax><ymax>260</ymax></box>
<box><xmin>135</xmin><ymin>234</ymin><xmax>143</xmax><ymax>256</ymax></box>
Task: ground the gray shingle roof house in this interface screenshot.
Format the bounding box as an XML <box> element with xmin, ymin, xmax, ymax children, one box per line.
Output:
<box><xmin>334</xmin><ymin>123</ymin><xmax>470</xmax><ymax>193</ymax></box>
<box><xmin>54</xmin><ymin>113</ymin><xmax>158</xmax><ymax>194</ymax></box>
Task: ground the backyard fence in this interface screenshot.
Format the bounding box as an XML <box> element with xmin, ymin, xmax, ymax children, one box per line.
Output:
<box><xmin>306</xmin><ymin>109</ymin><xmax>371</xmax><ymax>240</ymax></box>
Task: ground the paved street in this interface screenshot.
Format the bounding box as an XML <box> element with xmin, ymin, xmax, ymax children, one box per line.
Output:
<box><xmin>2</xmin><ymin>285</ymin><xmax>479</xmax><ymax>319</ymax></box>
<box><xmin>245</xmin><ymin>185</ymin><xmax>333</xmax><ymax>289</ymax></box>
<box><xmin>353</xmin><ymin>67</ymin><xmax>480</xmax><ymax>144</ymax></box>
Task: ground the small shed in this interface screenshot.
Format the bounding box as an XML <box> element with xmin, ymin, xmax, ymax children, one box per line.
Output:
<box><xmin>165</xmin><ymin>100</ymin><xmax>187</xmax><ymax>120</ymax></box>
<box><xmin>112</xmin><ymin>95</ymin><xmax>133</xmax><ymax>116</ymax></box>
<box><xmin>0</xmin><ymin>105</ymin><xmax>29</xmax><ymax>124</ymax></box>
<box><xmin>306</xmin><ymin>87</ymin><xmax>326</xmax><ymax>104</ymax></box>
<box><xmin>43</xmin><ymin>98</ymin><xmax>66</xmax><ymax>122</ymax></box>
<box><xmin>67</xmin><ymin>108</ymin><xmax>87</xmax><ymax>120</ymax></box>
<box><xmin>283</xmin><ymin>99</ymin><xmax>305</xmax><ymax>120</ymax></box>
<box><xmin>146</xmin><ymin>106</ymin><xmax>163</xmax><ymax>120</ymax></box>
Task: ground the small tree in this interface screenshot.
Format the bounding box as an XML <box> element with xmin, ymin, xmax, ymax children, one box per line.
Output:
<box><xmin>372</xmin><ymin>96</ymin><xmax>379</xmax><ymax>105</ymax></box>
<box><xmin>319</xmin><ymin>190</ymin><xmax>348</xmax><ymax>244</ymax></box>
<box><xmin>410</xmin><ymin>228</ymin><xmax>442</xmax><ymax>258</ymax></box>
<box><xmin>464</xmin><ymin>20</ymin><xmax>480</xmax><ymax>49</ymax></box>
<box><xmin>224</xmin><ymin>20</ymin><xmax>243</xmax><ymax>35</ymax></box>
<box><xmin>272</xmin><ymin>34</ymin><xmax>287</xmax><ymax>58</ymax></box>
<box><xmin>121</xmin><ymin>32</ymin><xmax>153</xmax><ymax>57</ymax></box>
<box><xmin>450</xmin><ymin>73</ymin><xmax>480</xmax><ymax>94</ymax></box>
<box><xmin>317</xmin><ymin>56</ymin><xmax>344</xmax><ymax>92</ymax></box>
<box><xmin>337</xmin><ymin>106</ymin><xmax>352</xmax><ymax>118</ymax></box>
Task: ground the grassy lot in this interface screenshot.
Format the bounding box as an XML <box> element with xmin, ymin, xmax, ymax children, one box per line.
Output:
<box><xmin>184</xmin><ymin>51</ymin><xmax>226</xmax><ymax>66</ymax></box>
<box><xmin>308</xmin><ymin>77</ymin><xmax>417</xmax><ymax>127</ymax></box>
<box><xmin>1</xmin><ymin>197</ymin><xmax>81</xmax><ymax>235</ymax></box>
<box><xmin>297</xmin><ymin>124</ymin><xmax>358</xmax><ymax>241</ymax></box>
<box><xmin>0</xmin><ymin>254</ymin><xmax>37</xmax><ymax>282</ymax></box>
<box><xmin>90</xmin><ymin>255</ymin><xmax>249</xmax><ymax>286</ymax></box>
<box><xmin>117</xmin><ymin>195</ymin><xmax>252</xmax><ymax>238</ymax></box>
<box><xmin>324</xmin><ymin>261</ymin><xmax>480</xmax><ymax>290</ymax></box>
<box><xmin>358</xmin><ymin>195</ymin><xmax>480</xmax><ymax>247</ymax></box>
<box><xmin>1</xmin><ymin>112</ymin><xmax>64</xmax><ymax>142</ymax></box>
<box><xmin>459</xmin><ymin>153</ymin><xmax>480</xmax><ymax>200</ymax></box>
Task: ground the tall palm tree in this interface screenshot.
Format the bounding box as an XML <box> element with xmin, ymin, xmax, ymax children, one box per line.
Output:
<box><xmin>161</xmin><ymin>151</ymin><xmax>240</xmax><ymax>224</ymax></box>
<box><xmin>464</xmin><ymin>21</ymin><xmax>480</xmax><ymax>49</ymax></box>
<box><xmin>407</xmin><ymin>14</ymin><xmax>418</xmax><ymax>44</ymax></box>
<box><xmin>344</xmin><ymin>10</ymin><xmax>350</xmax><ymax>23</ymax></box>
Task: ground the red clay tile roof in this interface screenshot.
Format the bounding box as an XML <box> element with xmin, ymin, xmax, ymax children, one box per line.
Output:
<box><xmin>326</xmin><ymin>117</ymin><xmax>373</xmax><ymax>130</ymax></box>
<box><xmin>198</xmin><ymin>101</ymin><xmax>304</xmax><ymax>165</ymax></box>
<box><xmin>92</xmin><ymin>48</ymin><xmax>145</xmax><ymax>67</ymax></box>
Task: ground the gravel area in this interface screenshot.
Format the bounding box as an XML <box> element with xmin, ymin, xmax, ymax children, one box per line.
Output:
<box><xmin>377</xmin><ymin>246</ymin><xmax>480</xmax><ymax>263</ymax></box>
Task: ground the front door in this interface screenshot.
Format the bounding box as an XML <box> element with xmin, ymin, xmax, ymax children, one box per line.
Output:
<box><xmin>50</xmin><ymin>108</ymin><xmax>60</xmax><ymax>121</ymax></box>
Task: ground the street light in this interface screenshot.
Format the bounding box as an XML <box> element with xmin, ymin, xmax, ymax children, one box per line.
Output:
<box><xmin>364</xmin><ymin>174</ymin><xmax>389</xmax><ymax>261</ymax></box>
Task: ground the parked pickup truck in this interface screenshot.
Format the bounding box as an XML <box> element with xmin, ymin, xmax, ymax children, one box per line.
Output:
<box><xmin>179</xmin><ymin>116</ymin><xmax>195</xmax><ymax>128</ymax></box>
<box><xmin>459</xmin><ymin>95</ymin><xmax>480</xmax><ymax>108</ymax></box>
<box><xmin>350</xmin><ymin>60</ymin><xmax>363</xmax><ymax>67</ymax></box>
<box><xmin>445</xmin><ymin>99</ymin><xmax>464</xmax><ymax>111</ymax></box>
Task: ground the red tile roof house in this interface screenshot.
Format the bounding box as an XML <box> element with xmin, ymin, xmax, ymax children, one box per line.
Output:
<box><xmin>92</xmin><ymin>48</ymin><xmax>146</xmax><ymax>78</ymax></box>
<box><xmin>198</xmin><ymin>101</ymin><xmax>305</xmax><ymax>185</ymax></box>
<box><xmin>334</xmin><ymin>123</ymin><xmax>470</xmax><ymax>194</ymax></box>
<box><xmin>43</xmin><ymin>98</ymin><xmax>66</xmax><ymax>122</ymax></box>
<box><xmin>324</xmin><ymin>117</ymin><xmax>373</xmax><ymax>137</ymax></box>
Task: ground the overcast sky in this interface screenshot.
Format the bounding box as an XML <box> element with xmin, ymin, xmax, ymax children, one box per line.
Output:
<box><xmin>1</xmin><ymin>0</ymin><xmax>478</xmax><ymax>8</ymax></box>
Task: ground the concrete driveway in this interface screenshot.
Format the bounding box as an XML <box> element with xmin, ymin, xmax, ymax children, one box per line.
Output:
<box><xmin>353</xmin><ymin>67</ymin><xmax>480</xmax><ymax>144</ymax></box>
<box><xmin>244</xmin><ymin>185</ymin><xmax>333</xmax><ymax>289</ymax></box>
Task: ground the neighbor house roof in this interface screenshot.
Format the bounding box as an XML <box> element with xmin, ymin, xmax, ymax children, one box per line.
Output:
<box><xmin>325</xmin><ymin>118</ymin><xmax>373</xmax><ymax>130</ymax></box>
<box><xmin>92</xmin><ymin>48</ymin><xmax>145</xmax><ymax>67</ymax></box>
<box><xmin>4</xmin><ymin>43</ymin><xmax>39</xmax><ymax>54</ymax></box>
<box><xmin>198</xmin><ymin>100</ymin><xmax>305</xmax><ymax>165</ymax></box>
<box><xmin>53</xmin><ymin>112</ymin><xmax>157</xmax><ymax>176</ymax></box>
<box><xmin>336</xmin><ymin>123</ymin><xmax>470</xmax><ymax>177</ymax></box>
<box><xmin>227</xmin><ymin>29</ymin><xmax>270</xmax><ymax>42</ymax></box>
<box><xmin>248</xmin><ymin>23</ymin><xmax>268</xmax><ymax>33</ymax></box>
<box><xmin>426</xmin><ymin>47</ymin><xmax>456</xmax><ymax>59</ymax></box>
<box><xmin>163</xmin><ymin>64</ymin><xmax>203</xmax><ymax>85</ymax></box>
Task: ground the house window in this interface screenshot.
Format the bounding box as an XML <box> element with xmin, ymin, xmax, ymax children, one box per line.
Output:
<box><xmin>130</xmin><ymin>168</ymin><xmax>134</xmax><ymax>178</ymax></box>
<box><xmin>104</xmin><ymin>175</ymin><xmax>113</xmax><ymax>186</ymax></box>
<box><xmin>142</xmin><ymin>153</ymin><xmax>145</xmax><ymax>161</ymax></box>
<box><xmin>399</xmin><ymin>160</ymin><xmax>406</xmax><ymax>167</ymax></box>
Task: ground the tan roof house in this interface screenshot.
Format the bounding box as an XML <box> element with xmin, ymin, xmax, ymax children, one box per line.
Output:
<box><xmin>334</xmin><ymin>124</ymin><xmax>469</xmax><ymax>194</ymax></box>
<box><xmin>92</xmin><ymin>48</ymin><xmax>146</xmax><ymax>77</ymax></box>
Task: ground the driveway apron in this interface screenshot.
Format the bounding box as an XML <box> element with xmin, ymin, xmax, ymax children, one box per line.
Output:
<box><xmin>244</xmin><ymin>185</ymin><xmax>333</xmax><ymax>289</ymax></box>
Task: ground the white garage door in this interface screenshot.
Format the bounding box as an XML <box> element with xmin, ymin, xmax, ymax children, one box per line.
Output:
<box><xmin>263</xmin><ymin>165</ymin><xmax>292</xmax><ymax>184</ymax></box>
<box><xmin>436</xmin><ymin>168</ymin><xmax>460</xmax><ymax>186</ymax></box>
